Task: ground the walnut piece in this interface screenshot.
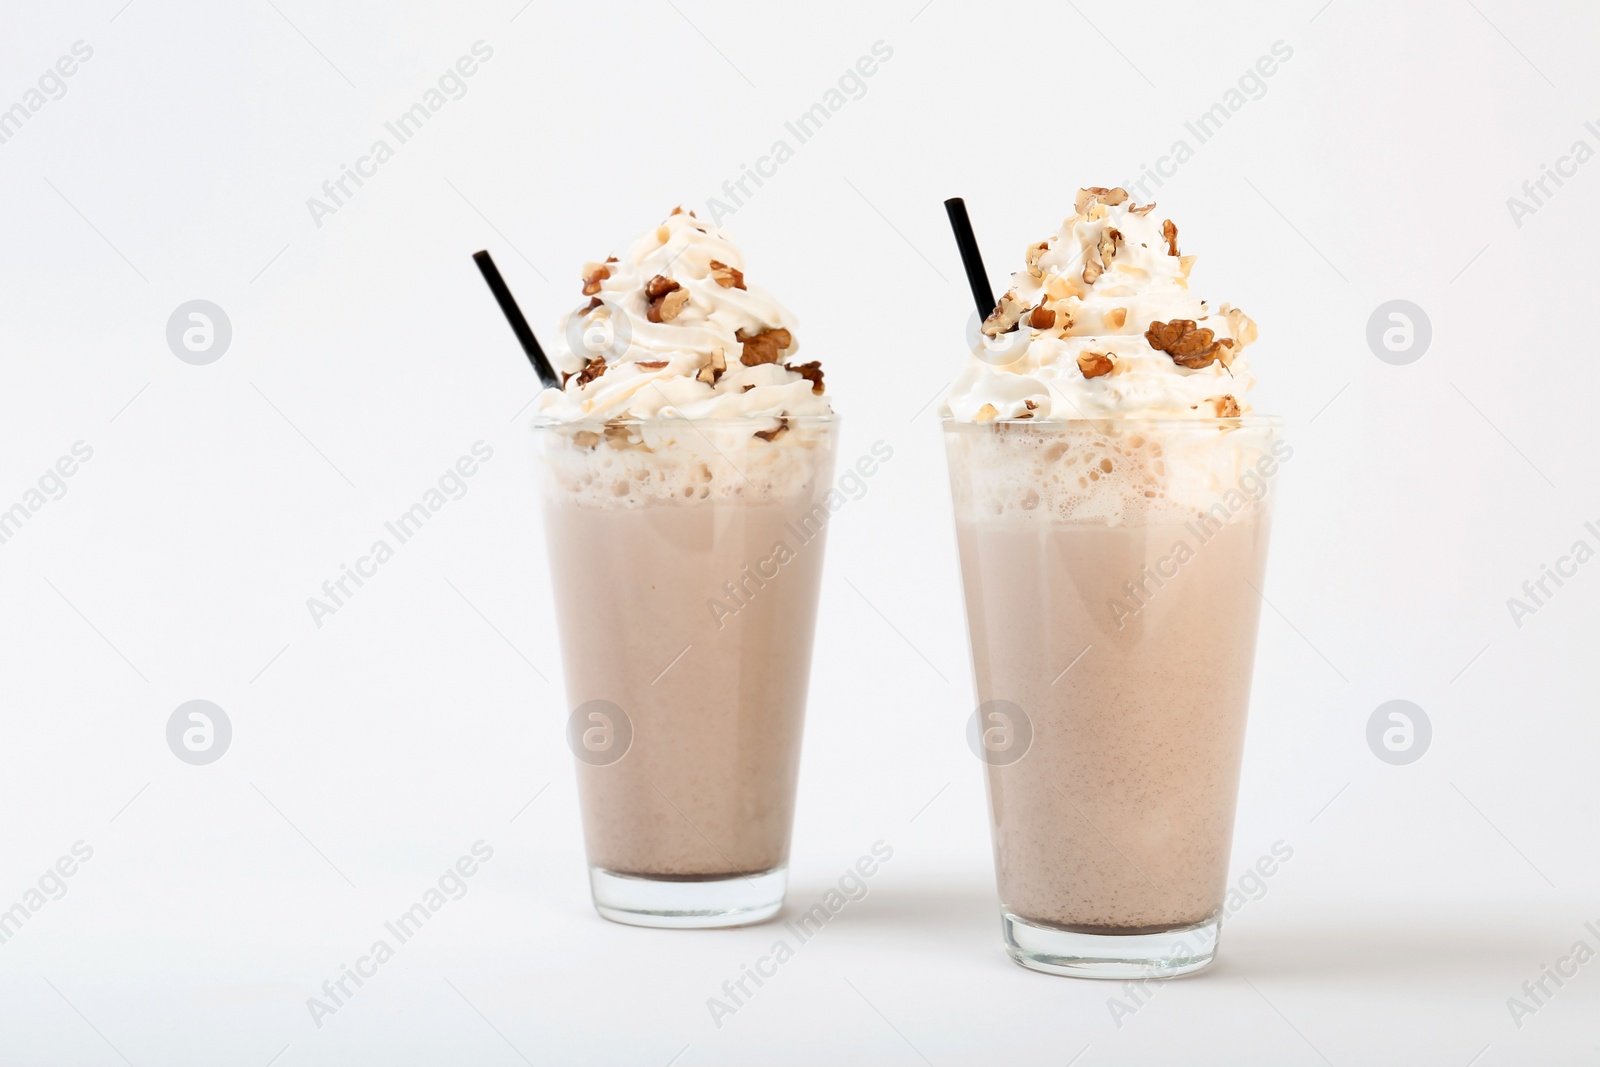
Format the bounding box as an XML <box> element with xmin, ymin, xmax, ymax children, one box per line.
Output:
<box><xmin>708</xmin><ymin>260</ymin><xmax>746</xmax><ymax>289</ymax></box>
<box><xmin>1105</xmin><ymin>306</ymin><xmax>1127</xmax><ymax>329</ymax></box>
<box><xmin>1221</xmin><ymin>304</ymin><xmax>1258</xmax><ymax>351</ymax></box>
<box><xmin>1077</xmin><ymin>351</ymin><xmax>1114</xmax><ymax>379</ymax></box>
<box><xmin>974</xmin><ymin>403</ymin><xmax>999</xmax><ymax>422</ymax></box>
<box><xmin>1214</xmin><ymin>395</ymin><xmax>1241</xmax><ymax>418</ymax></box>
<box><xmin>787</xmin><ymin>360</ymin><xmax>824</xmax><ymax>395</ymax></box>
<box><xmin>1083</xmin><ymin>227</ymin><xmax>1121</xmax><ymax>285</ymax></box>
<box><xmin>656</xmin><ymin>287</ymin><xmax>690</xmax><ymax>323</ymax></box>
<box><xmin>1129</xmin><ymin>202</ymin><xmax>1158</xmax><ymax>216</ymax></box>
<box><xmin>581</xmin><ymin>263</ymin><xmax>610</xmax><ymax>296</ymax></box>
<box><xmin>1028</xmin><ymin>303</ymin><xmax>1056</xmax><ymax>330</ymax></box>
<box><xmin>1025</xmin><ymin>241</ymin><xmax>1050</xmax><ymax>279</ymax></box>
<box><xmin>635</xmin><ymin>360</ymin><xmax>669</xmax><ymax>370</ymax></box>
<box><xmin>755</xmin><ymin>417</ymin><xmax>789</xmax><ymax>442</ymax></box>
<box><xmin>737</xmin><ymin>327</ymin><xmax>793</xmax><ymax>366</ymax></box>
<box><xmin>568</xmin><ymin>356</ymin><xmax>607</xmax><ymax>388</ymax></box>
<box><xmin>1145</xmin><ymin>319</ymin><xmax>1233</xmax><ymax>369</ymax></box>
<box><xmin>1162</xmin><ymin>219</ymin><xmax>1179</xmax><ymax>257</ymax></box>
<box><xmin>981</xmin><ymin>290</ymin><xmax>1025</xmax><ymax>338</ymax></box>
<box><xmin>1075</xmin><ymin>186</ymin><xmax>1130</xmax><ymax>212</ymax></box>
<box><xmin>696</xmin><ymin>348</ymin><xmax>728</xmax><ymax>385</ymax></box>
<box><xmin>645</xmin><ymin>275</ymin><xmax>683</xmax><ymax>323</ymax></box>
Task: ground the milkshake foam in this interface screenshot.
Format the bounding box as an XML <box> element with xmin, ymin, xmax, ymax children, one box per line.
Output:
<box><xmin>537</xmin><ymin>207</ymin><xmax>828</xmax><ymax>426</ymax></box>
<box><xmin>943</xmin><ymin>185</ymin><xmax>1258</xmax><ymax>424</ymax></box>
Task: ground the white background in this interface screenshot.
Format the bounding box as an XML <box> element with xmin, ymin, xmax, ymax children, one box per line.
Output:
<box><xmin>1</xmin><ymin>0</ymin><xmax>1597</xmax><ymax>1063</ymax></box>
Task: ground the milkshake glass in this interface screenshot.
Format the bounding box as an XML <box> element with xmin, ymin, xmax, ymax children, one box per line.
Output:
<box><xmin>947</xmin><ymin>417</ymin><xmax>1281</xmax><ymax>976</ymax></box>
<box><xmin>940</xmin><ymin>185</ymin><xmax>1282</xmax><ymax>976</ymax></box>
<box><xmin>526</xmin><ymin>207</ymin><xmax>836</xmax><ymax>927</ymax></box>
<box><xmin>536</xmin><ymin>416</ymin><xmax>837</xmax><ymax>926</ymax></box>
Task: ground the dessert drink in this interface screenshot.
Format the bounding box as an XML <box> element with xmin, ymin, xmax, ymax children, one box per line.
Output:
<box><xmin>943</xmin><ymin>187</ymin><xmax>1284</xmax><ymax>977</ymax></box>
<box><xmin>533</xmin><ymin>209</ymin><xmax>835</xmax><ymax>928</ymax></box>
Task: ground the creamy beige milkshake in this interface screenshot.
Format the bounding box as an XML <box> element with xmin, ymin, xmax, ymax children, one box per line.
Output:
<box><xmin>540</xmin><ymin>423</ymin><xmax>834</xmax><ymax>880</ymax></box>
<box><xmin>969</xmin><ymin>519</ymin><xmax>1267</xmax><ymax>931</ymax></box>
<box><xmin>532</xmin><ymin>209</ymin><xmax>835</xmax><ymax>927</ymax></box>
<box><xmin>943</xmin><ymin>187</ymin><xmax>1284</xmax><ymax>977</ymax></box>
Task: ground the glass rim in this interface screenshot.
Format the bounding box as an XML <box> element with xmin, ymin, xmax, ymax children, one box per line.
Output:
<box><xmin>940</xmin><ymin>414</ymin><xmax>1284</xmax><ymax>430</ymax></box>
<box><xmin>530</xmin><ymin>413</ymin><xmax>839</xmax><ymax>430</ymax></box>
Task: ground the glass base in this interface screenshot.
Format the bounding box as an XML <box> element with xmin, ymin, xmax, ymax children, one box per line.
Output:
<box><xmin>589</xmin><ymin>865</ymin><xmax>787</xmax><ymax>929</ymax></box>
<box><xmin>1001</xmin><ymin>912</ymin><xmax>1219</xmax><ymax>979</ymax></box>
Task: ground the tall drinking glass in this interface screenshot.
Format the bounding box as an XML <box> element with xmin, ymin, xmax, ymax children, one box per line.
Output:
<box><xmin>535</xmin><ymin>416</ymin><xmax>838</xmax><ymax>927</ymax></box>
<box><xmin>946</xmin><ymin>417</ymin><xmax>1283</xmax><ymax>977</ymax></box>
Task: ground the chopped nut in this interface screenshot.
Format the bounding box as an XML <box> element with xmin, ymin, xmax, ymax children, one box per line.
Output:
<box><xmin>1083</xmin><ymin>227</ymin><xmax>1121</xmax><ymax>285</ymax></box>
<box><xmin>1025</xmin><ymin>241</ymin><xmax>1050</xmax><ymax>279</ymax></box>
<box><xmin>655</xmin><ymin>287</ymin><xmax>690</xmax><ymax>323</ymax></box>
<box><xmin>1028</xmin><ymin>303</ymin><xmax>1056</xmax><ymax>330</ymax></box>
<box><xmin>1214</xmin><ymin>395</ymin><xmax>1241</xmax><ymax>418</ymax></box>
<box><xmin>1105</xmin><ymin>306</ymin><xmax>1127</xmax><ymax>329</ymax></box>
<box><xmin>635</xmin><ymin>360</ymin><xmax>669</xmax><ymax>369</ymax></box>
<box><xmin>1221</xmin><ymin>303</ymin><xmax>1257</xmax><ymax>351</ymax></box>
<box><xmin>975</xmin><ymin>403</ymin><xmax>999</xmax><ymax>422</ymax></box>
<box><xmin>1102</xmin><ymin>227</ymin><xmax>1122</xmax><ymax>260</ymax></box>
<box><xmin>1162</xmin><ymin>219</ymin><xmax>1179</xmax><ymax>257</ymax></box>
<box><xmin>736</xmin><ymin>327</ymin><xmax>794</xmax><ymax>366</ymax></box>
<box><xmin>645</xmin><ymin>275</ymin><xmax>683</xmax><ymax>322</ymax></box>
<box><xmin>755</xmin><ymin>417</ymin><xmax>789</xmax><ymax>442</ymax></box>
<box><xmin>580</xmin><ymin>296</ymin><xmax>602</xmax><ymax>314</ymax></box>
<box><xmin>1024</xmin><ymin>399</ymin><xmax>1038</xmax><ymax>410</ymax></box>
<box><xmin>1077</xmin><ymin>351</ymin><xmax>1114</xmax><ymax>379</ymax></box>
<box><xmin>1129</xmin><ymin>202</ymin><xmax>1158</xmax><ymax>216</ymax></box>
<box><xmin>786</xmin><ymin>360</ymin><xmax>824</xmax><ymax>394</ymax></box>
<box><xmin>1075</xmin><ymin>186</ymin><xmax>1130</xmax><ymax>212</ymax></box>
<box><xmin>708</xmin><ymin>260</ymin><xmax>746</xmax><ymax>289</ymax></box>
<box><xmin>581</xmin><ymin>262</ymin><xmax>610</xmax><ymax>296</ymax></box>
<box><xmin>569</xmin><ymin>356</ymin><xmax>608</xmax><ymax>388</ymax></box>
<box><xmin>670</xmin><ymin>205</ymin><xmax>684</xmax><ymax>215</ymax></box>
<box><xmin>1145</xmin><ymin>319</ymin><xmax>1232</xmax><ymax>369</ymax></box>
<box><xmin>697</xmin><ymin>347</ymin><xmax>727</xmax><ymax>385</ymax></box>
<box><xmin>981</xmin><ymin>290</ymin><xmax>1025</xmax><ymax>338</ymax></box>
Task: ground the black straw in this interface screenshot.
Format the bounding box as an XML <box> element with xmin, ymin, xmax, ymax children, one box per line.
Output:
<box><xmin>473</xmin><ymin>249</ymin><xmax>561</xmax><ymax>390</ymax></box>
<box><xmin>943</xmin><ymin>198</ymin><xmax>995</xmax><ymax>322</ymax></box>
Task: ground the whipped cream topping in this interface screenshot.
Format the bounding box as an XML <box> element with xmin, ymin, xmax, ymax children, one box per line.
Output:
<box><xmin>535</xmin><ymin>210</ymin><xmax>829</xmax><ymax>423</ymax></box>
<box><xmin>943</xmin><ymin>187</ymin><xmax>1258</xmax><ymax>422</ymax></box>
